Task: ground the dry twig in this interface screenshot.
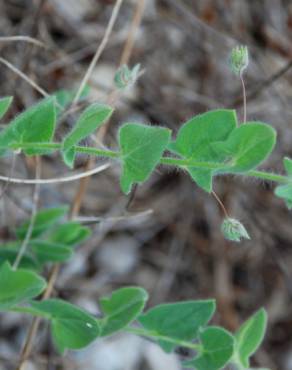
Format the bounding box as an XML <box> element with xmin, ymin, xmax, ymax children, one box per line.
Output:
<box><xmin>71</xmin><ymin>0</ymin><xmax>124</xmax><ymax>107</ymax></box>
<box><xmin>0</xmin><ymin>163</ymin><xmax>110</xmax><ymax>185</ymax></box>
<box><xmin>0</xmin><ymin>36</ymin><xmax>45</xmax><ymax>47</ymax></box>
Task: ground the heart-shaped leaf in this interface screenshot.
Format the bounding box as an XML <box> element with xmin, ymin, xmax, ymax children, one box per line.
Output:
<box><xmin>169</xmin><ymin>110</ymin><xmax>237</xmax><ymax>192</ymax></box>
<box><xmin>138</xmin><ymin>300</ymin><xmax>215</xmax><ymax>352</ymax></box>
<box><xmin>213</xmin><ymin>122</ymin><xmax>276</xmax><ymax>174</ymax></box>
<box><xmin>30</xmin><ymin>299</ymin><xmax>100</xmax><ymax>353</ymax></box>
<box><xmin>100</xmin><ymin>286</ymin><xmax>148</xmax><ymax>336</ymax></box>
<box><xmin>184</xmin><ymin>326</ymin><xmax>234</xmax><ymax>370</ymax></box>
<box><xmin>119</xmin><ymin>123</ymin><xmax>171</xmax><ymax>194</ymax></box>
<box><xmin>0</xmin><ymin>97</ymin><xmax>56</xmax><ymax>156</ymax></box>
<box><xmin>62</xmin><ymin>103</ymin><xmax>113</xmax><ymax>167</ymax></box>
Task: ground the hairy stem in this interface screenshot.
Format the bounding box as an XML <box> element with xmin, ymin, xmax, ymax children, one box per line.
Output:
<box><xmin>10</xmin><ymin>142</ymin><xmax>119</xmax><ymax>158</ymax></box>
<box><xmin>6</xmin><ymin>142</ymin><xmax>291</xmax><ymax>186</ymax></box>
<box><xmin>246</xmin><ymin>169</ymin><xmax>287</xmax><ymax>183</ymax></box>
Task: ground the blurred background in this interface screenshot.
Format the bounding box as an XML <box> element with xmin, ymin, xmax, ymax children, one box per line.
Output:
<box><xmin>0</xmin><ymin>0</ymin><xmax>292</xmax><ymax>369</ymax></box>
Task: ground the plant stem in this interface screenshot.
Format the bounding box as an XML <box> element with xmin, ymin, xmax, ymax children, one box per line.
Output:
<box><xmin>125</xmin><ymin>326</ymin><xmax>201</xmax><ymax>351</ymax></box>
<box><xmin>160</xmin><ymin>156</ymin><xmax>223</xmax><ymax>169</ymax></box>
<box><xmin>10</xmin><ymin>142</ymin><xmax>226</xmax><ymax>168</ymax></box>
<box><xmin>10</xmin><ymin>142</ymin><xmax>120</xmax><ymax>158</ymax></box>
<box><xmin>212</xmin><ymin>190</ymin><xmax>229</xmax><ymax>218</ymax></box>
<box><xmin>8</xmin><ymin>142</ymin><xmax>291</xmax><ymax>186</ymax></box>
<box><xmin>75</xmin><ymin>145</ymin><xmax>120</xmax><ymax>158</ymax></box>
<box><xmin>246</xmin><ymin>169</ymin><xmax>288</xmax><ymax>183</ymax></box>
<box><xmin>240</xmin><ymin>73</ymin><xmax>247</xmax><ymax>123</ymax></box>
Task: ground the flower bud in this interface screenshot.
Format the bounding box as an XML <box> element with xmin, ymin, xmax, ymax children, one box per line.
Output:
<box><xmin>114</xmin><ymin>64</ymin><xmax>141</xmax><ymax>90</ymax></box>
<box><xmin>229</xmin><ymin>46</ymin><xmax>249</xmax><ymax>76</ymax></box>
<box><xmin>221</xmin><ymin>217</ymin><xmax>250</xmax><ymax>242</ymax></box>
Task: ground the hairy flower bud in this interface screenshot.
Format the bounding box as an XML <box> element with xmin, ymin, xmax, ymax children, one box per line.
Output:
<box><xmin>229</xmin><ymin>45</ymin><xmax>249</xmax><ymax>76</ymax></box>
<box><xmin>114</xmin><ymin>64</ymin><xmax>141</xmax><ymax>90</ymax></box>
<box><xmin>221</xmin><ymin>217</ymin><xmax>250</xmax><ymax>242</ymax></box>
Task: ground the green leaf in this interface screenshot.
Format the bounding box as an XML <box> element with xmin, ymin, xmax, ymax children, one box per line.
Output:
<box><xmin>62</xmin><ymin>103</ymin><xmax>113</xmax><ymax>167</ymax></box>
<box><xmin>235</xmin><ymin>308</ymin><xmax>267</xmax><ymax>368</ymax></box>
<box><xmin>30</xmin><ymin>240</ymin><xmax>73</xmax><ymax>263</ymax></box>
<box><xmin>16</xmin><ymin>206</ymin><xmax>68</xmax><ymax>239</ymax></box>
<box><xmin>0</xmin><ymin>245</ymin><xmax>39</xmax><ymax>270</ymax></box>
<box><xmin>119</xmin><ymin>123</ymin><xmax>171</xmax><ymax>194</ymax></box>
<box><xmin>31</xmin><ymin>299</ymin><xmax>100</xmax><ymax>353</ymax></box>
<box><xmin>213</xmin><ymin>122</ymin><xmax>276</xmax><ymax>174</ymax></box>
<box><xmin>0</xmin><ymin>261</ymin><xmax>46</xmax><ymax>310</ymax></box>
<box><xmin>0</xmin><ymin>96</ymin><xmax>13</xmax><ymax>119</ymax></box>
<box><xmin>100</xmin><ymin>287</ymin><xmax>148</xmax><ymax>336</ymax></box>
<box><xmin>0</xmin><ymin>97</ymin><xmax>56</xmax><ymax>156</ymax></box>
<box><xmin>275</xmin><ymin>183</ymin><xmax>292</xmax><ymax>209</ymax></box>
<box><xmin>62</xmin><ymin>147</ymin><xmax>76</xmax><ymax>168</ymax></box>
<box><xmin>169</xmin><ymin>110</ymin><xmax>237</xmax><ymax>192</ymax></box>
<box><xmin>184</xmin><ymin>326</ymin><xmax>234</xmax><ymax>370</ymax></box>
<box><xmin>283</xmin><ymin>157</ymin><xmax>292</xmax><ymax>175</ymax></box>
<box><xmin>30</xmin><ymin>299</ymin><xmax>100</xmax><ymax>353</ymax></box>
<box><xmin>49</xmin><ymin>222</ymin><xmax>91</xmax><ymax>247</ymax></box>
<box><xmin>275</xmin><ymin>157</ymin><xmax>292</xmax><ymax>209</ymax></box>
<box><xmin>138</xmin><ymin>300</ymin><xmax>215</xmax><ymax>352</ymax></box>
